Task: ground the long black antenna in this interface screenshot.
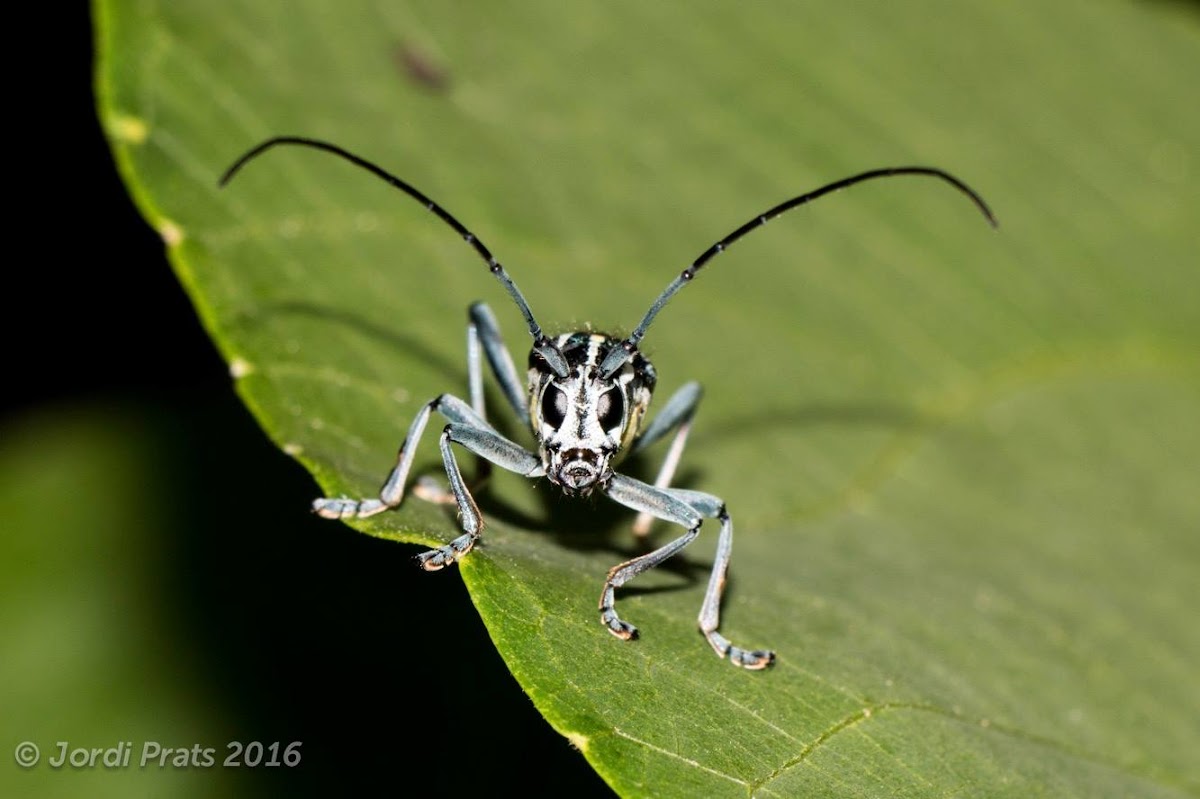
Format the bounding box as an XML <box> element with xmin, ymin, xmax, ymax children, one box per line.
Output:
<box><xmin>220</xmin><ymin>136</ymin><xmax>569</xmax><ymax>376</ymax></box>
<box><xmin>599</xmin><ymin>166</ymin><xmax>998</xmax><ymax>377</ymax></box>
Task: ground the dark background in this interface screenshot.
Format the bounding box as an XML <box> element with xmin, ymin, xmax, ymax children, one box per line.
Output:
<box><xmin>4</xmin><ymin>5</ymin><xmax>612</xmax><ymax>796</ymax></box>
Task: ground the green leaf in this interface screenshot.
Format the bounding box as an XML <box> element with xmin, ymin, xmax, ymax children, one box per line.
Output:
<box><xmin>96</xmin><ymin>1</ymin><xmax>1199</xmax><ymax>796</ymax></box>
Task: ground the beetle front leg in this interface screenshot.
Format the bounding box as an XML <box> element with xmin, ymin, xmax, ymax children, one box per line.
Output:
<box><xmin>603</xmin><ymin>475</ymin><xmax>775</xmax><ymax>669</ymax></box>
<box><xmin>414</xmin><ymin>421</ymin><xmax>543</xmax><ymax>571</ymax></box>
<box><xmin>412</xmin><ymin>424</ymin><xmax>485</xmax><ymax>570</ymax></box>
<box><xmin>599</xmin><ymin>474</ymin><xmax>706</xmax><ymax>640</ymax></box>
<box><xmin>681</xmin><ymin>490</ymin><xmax>776</xmax><ymax>670</ymax></box>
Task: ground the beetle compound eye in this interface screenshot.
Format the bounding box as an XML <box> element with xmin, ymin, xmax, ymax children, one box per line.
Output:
<box><xmin>596</xmin><ymin>387</ymin><xmax>625</xmax><ymax>431</ymax></box>
<box><xmin>541</xmin><ymin>385</ymin><xmax>568</xmax><ymax>429</ymax></box>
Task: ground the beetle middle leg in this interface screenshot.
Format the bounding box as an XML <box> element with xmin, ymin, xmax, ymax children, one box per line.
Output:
<box><xmin>312</xmin><ymin>393</ymin><xmax>488</xmax><ymax>519</ymax></box>
<box><xmin>415</xmin><ymin>301</ymin><xmax>529</xmax><ymax>505</ymax></box>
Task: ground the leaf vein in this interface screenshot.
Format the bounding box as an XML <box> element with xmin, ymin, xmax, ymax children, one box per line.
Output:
<box><xmin>609</xmin><ymin>726</ymin><xmax>749</xmax><ymax>788</ymax></box>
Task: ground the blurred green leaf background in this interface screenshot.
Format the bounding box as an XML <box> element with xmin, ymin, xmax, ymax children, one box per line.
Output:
<box><xmin>6</xmin><ymin>2</ymin><xmax>1198</xmax><ymax>797</ymax></box>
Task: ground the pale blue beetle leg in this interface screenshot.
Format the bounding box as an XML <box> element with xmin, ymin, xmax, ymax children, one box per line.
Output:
<box><xmin>415</xmin><ymin>302</ymin><xmax>529</xmax><ymax>504</ymax></box>
<box><xmin>415</xmin><ymin>421</ymin><xmax>543</xmax><ymax>570</ymax></box>
<box><xmin>601</xmin><ymin>475</ymin><xmax>775</xmax><ymax>669</ymax></box>
<box><xmin>468</xmin><ymin>301</ymin><xmax>529</xmax><ymax>418</ymax></box>
<box><xmin>665</xmin><ymin>487</ymin><xmax>775</xmax><ymax>670</ymax></box>
<box><xmin>628</xmin><ymin>382</ymin><xmax>702</xmax><ymax>536</ymax></box>
<box><xmin>312</xmin><ymin>394</ymin><xmax>486</xmax><ymax>518</ymax></box>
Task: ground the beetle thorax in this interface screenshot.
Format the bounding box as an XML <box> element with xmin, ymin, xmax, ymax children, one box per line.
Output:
<box><xmin>528</xmin><ymin>332</ymin><xmax>656</xmax><ymax>496</ymax></box>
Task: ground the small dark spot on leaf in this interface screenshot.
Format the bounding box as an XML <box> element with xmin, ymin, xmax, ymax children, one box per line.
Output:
<box><xmin>393</xmin><ymin>41</ymin><xmax>450</xmax><ymax>92</ymax></box>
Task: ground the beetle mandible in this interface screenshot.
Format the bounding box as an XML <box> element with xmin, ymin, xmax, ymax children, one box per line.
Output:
<box><xmin>220</xmin><ymin>137</ymin><xmax>997</xmax><ymax>669</ymax></box>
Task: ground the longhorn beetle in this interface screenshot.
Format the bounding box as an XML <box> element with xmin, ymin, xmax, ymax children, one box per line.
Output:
<box><xmin>220</xmin><ymin>137</ymin><xmax>997</xmax><ymax>669</ymax></box>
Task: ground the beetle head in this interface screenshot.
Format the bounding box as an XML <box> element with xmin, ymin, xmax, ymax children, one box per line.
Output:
<box><xmin>528</xmin><ymin>333</ymin><xmax>655</xmax><ymax>496</ymax></box>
